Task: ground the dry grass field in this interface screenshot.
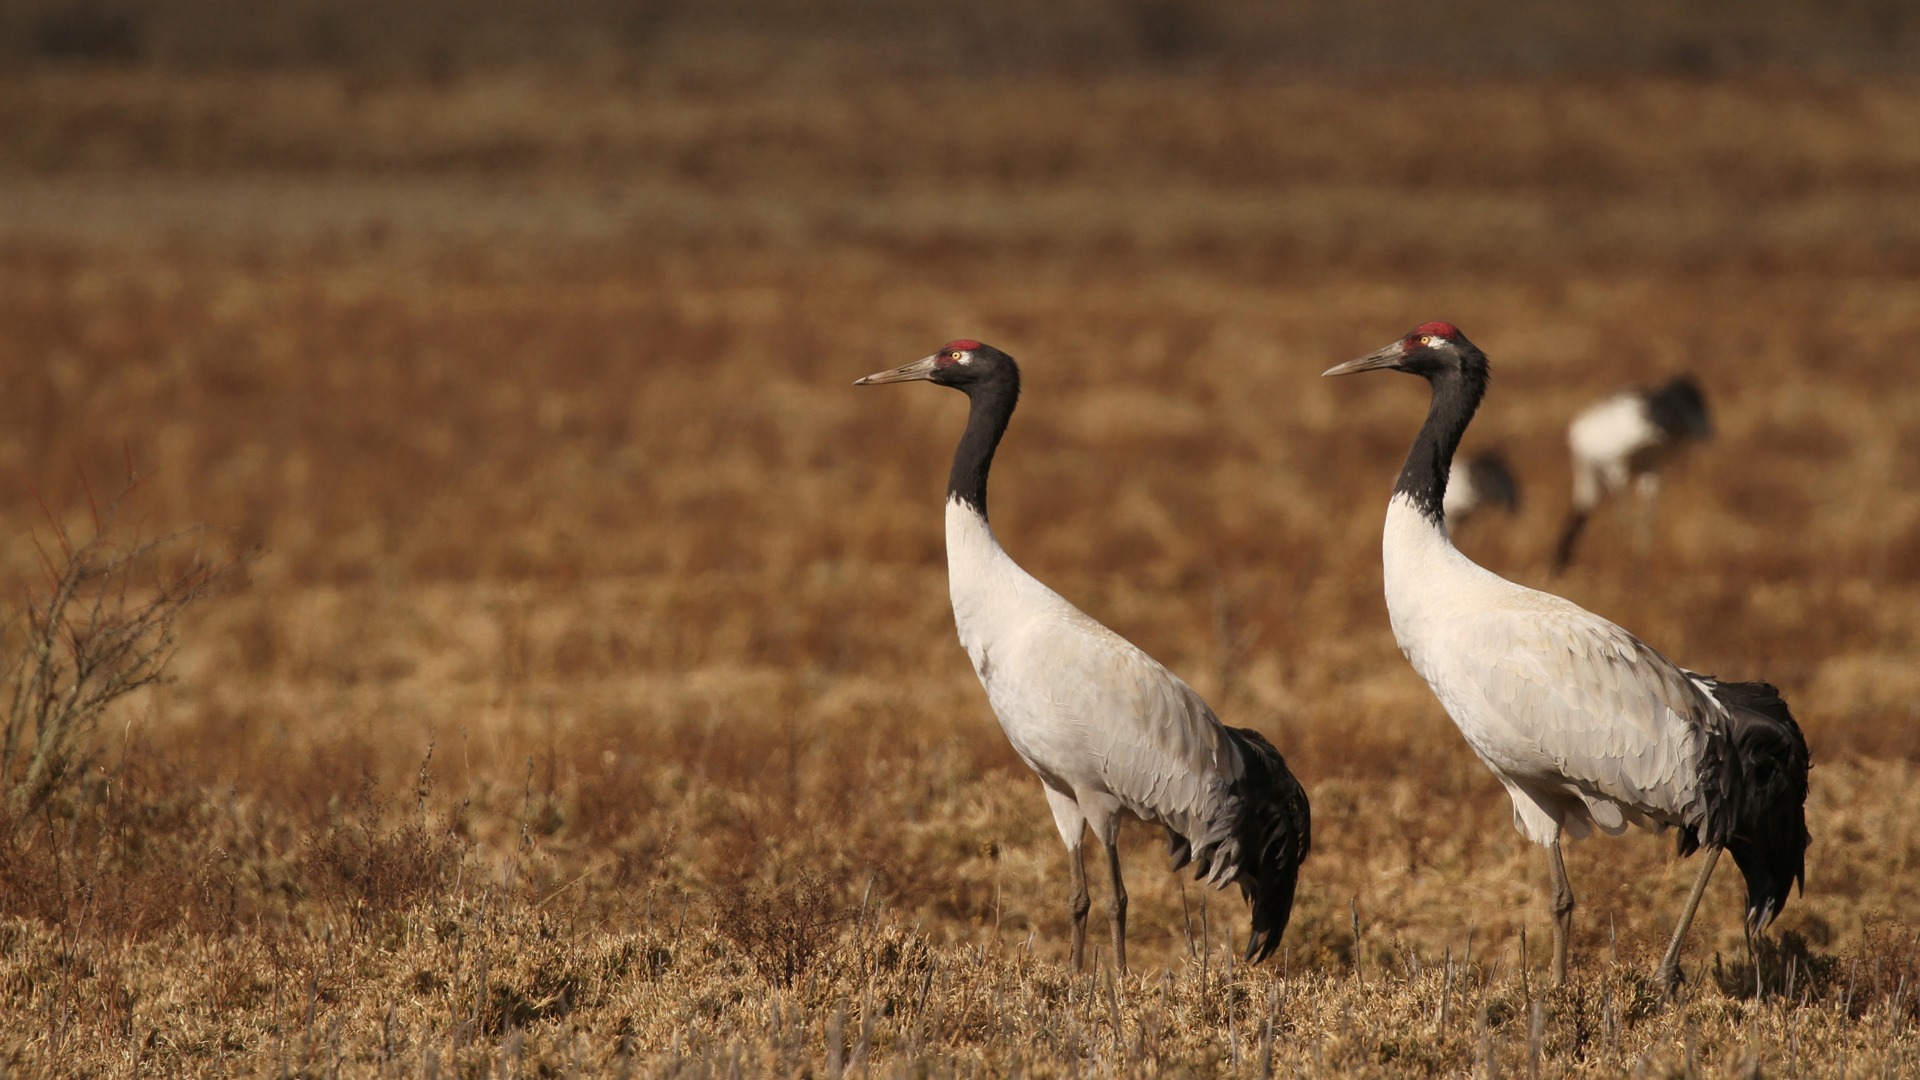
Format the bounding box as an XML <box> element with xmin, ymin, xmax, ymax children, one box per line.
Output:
<box><xmin>2</xmin><ymin>61</ymin><xmax>1920</xmax><ymax>1076</ymax></box>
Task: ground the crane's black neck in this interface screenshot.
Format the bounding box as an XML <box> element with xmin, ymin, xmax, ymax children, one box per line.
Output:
<box><xmin>948</xmin><ymin>368</ymin><xmax>1020</xmax><ymax>520</ymax></box>
<box><xmin>1396</xmin><ymin>364</ymin><xmax>1488</xmax><ymax>529</ymax></box>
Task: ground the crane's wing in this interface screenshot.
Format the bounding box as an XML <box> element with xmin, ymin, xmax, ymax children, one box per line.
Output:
<box><xmin>991</xmin><ymin>604</ymin><xmax>1312</xmax><ymax>958</ymax></box>
<box><xmin>1018</xmin><ymin>608</ymin><xmax>1241</xmax><ymax>834</ymax></box>
<box><xmin>1435</xmin><ymin>597</ymin><xmax>1714</xmax><ymax>826</ymax></box>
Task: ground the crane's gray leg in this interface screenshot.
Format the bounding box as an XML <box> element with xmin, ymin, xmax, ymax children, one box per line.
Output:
<box><xmin>1547</xmin><ymin>840</ymin><xmax>1575</xmax><ymax>987</ymax></box>
<box><xmin>1654</xmin><ymin>845</ymin><xmax>1721</xmax><ymax>994</ymax></box>
<box><xmin>1101</xmin><ymin>829</ymin><xmax>1129</xmax><ymax>975</ymax></box>
<box><xmin>1043</xmin><ymin>786</ymin><xmax>1091</xmax><ymax>971</ymax></box>
<box><xmin>1067</xmin><ymin>844</ymin><xmax>1090</xmax><ymax>971</ymax></box>
<box><xmin>1633</xmin><ymin>473</ymin><xmax>1660</xmax><ymax>560</ymax></box>
<box><xmin>1551</xmin><ymin>510</ymin><xmax>1589</xmax><ymax>574</ymax></box>
<box><xmin>1554</xmin><ymin>464</ymin><xmax>1603</xmax><ymax>573</ymax></box>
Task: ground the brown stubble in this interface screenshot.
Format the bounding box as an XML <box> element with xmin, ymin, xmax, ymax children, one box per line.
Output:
<box><xmin>0</xmin><ymin>66</ymin><xmax>1918</xmax><ymax>1074</ymax></box>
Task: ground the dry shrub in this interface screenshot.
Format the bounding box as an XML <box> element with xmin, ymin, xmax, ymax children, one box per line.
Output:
<box><xmin>299</xmin><ymin>751</ymin><xmax>469</xmax><ymax>932</ymax></box>
<box><xmin>301</xmin><ymin>808</ymin><xmax>466</xmax><ymax>931</ymax></box>
<box><xmin>0</xmin><ymin>479</ymin><xmax>243</xmax><ymax>940</ymax></box>
<box><xmin>1834</xmin><ymin>920</ymin><xmax>1920</xmax><ymax>1022</ymax></box>
<box><xmin>710</xmin><ymin>867</ymin><xmax>855</xmax><ymax>988</ymax></box>
<box><xmin>2</xmin><ymin>480</ymin><xmax>235</xmax><ymax>826</ymax></box>
<box><xmin>0</xmin><ymin>754</ymin><xmax>240</xmax><ymax>937</ymax></box>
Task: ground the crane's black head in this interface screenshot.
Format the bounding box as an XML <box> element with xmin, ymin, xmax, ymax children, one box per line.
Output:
<box><xmin>855</xmin><ymin>340</ymin><xmax>1022</xmax><ymax>517</ymax></box>
<box><xmin>1321</xmin><ymin>322</ymin><xmax>1489</xmax><ymax>387</ymax></box>
<box><xmin>1324</xmin><ymin>322</ymin><xmax>1494</xmax><ymax>525</ymax></box>
<box><xmin>1647</xmin><ymin>374</ymin><xmax>1712</xmax><ymax>440</ymax></box>
<box><xmin>853</xmin><ymin>339</ymin><xmax>1021</xmax><ymax>396</ymax></box>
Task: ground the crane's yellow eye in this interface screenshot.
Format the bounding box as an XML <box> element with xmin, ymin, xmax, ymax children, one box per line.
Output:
<box><xmin>948</xmin><ymin>351</ymin><xmax>965</xmax><ymax>361</ymax></box>
<box><xmin>1419</xmin><ymin>335</ymin><xmax>1435</xmax><ymax>347</ymax></box>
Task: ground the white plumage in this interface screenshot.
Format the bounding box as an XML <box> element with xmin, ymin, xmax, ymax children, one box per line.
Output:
<box><xmin>949</xmin><ymin>503</ymin><xmax>1251</xmax><ymax>876</ymax></box>
<box><xmin>859</xmin><ymin>340</ymin><xmax>1310</xmax><ymax>973</ymax></box>
<box><xmin>1385</xmin><ymin>499</ymin><xmax>1709</xmax><ymax>846</ymax></box>
<box><xmin>1328</xmin><ymin>323</ymin><xmax>1808</xmax><ymax>991</ymax></box>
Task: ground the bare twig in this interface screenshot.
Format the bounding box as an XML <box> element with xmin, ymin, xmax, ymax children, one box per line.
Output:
<box><xmin>2</xmin><ymin>481</ymin><xmax>239</xmax><ymax>827</ymax></box>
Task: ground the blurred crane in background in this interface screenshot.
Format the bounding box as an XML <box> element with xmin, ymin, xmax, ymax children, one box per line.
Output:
<box><xmin>1444</xmin><ymin>450</ymin><xmax>1521</xmax><ymax>527</ymax></box>
<box><xmin>1553</xmin><ymin>376</ymin><xmax>1713</xmax><ymax>572</ymax></box>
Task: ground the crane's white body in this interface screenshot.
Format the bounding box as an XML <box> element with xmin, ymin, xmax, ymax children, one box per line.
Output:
<box><xmin>946</xmin><ymin>498</ymin><xmax>1244</xmax><ymax>880</ymax></box>
<box><xmin>1384</xmin><ymin>493</ymin><xmax>1716</xmax><ymax>846</ymax></box>
<box><xmin>1567</xmin><ymin>392</ymin><xmax>1667</xmax><ymax>511</ymax></box>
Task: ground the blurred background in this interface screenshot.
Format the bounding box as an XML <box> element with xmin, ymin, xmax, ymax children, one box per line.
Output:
<box><xmin>1</xmin><ymin>2</ymin><xmax>1918</xmax><ymax>1072</ymax></box>
<box><xmin>2</xmin><ymin>0</ymin><xmax>1918</xmax><ymax>74</ymax></box>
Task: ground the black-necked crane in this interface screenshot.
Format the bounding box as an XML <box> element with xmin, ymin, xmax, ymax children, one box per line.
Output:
<box><xmin>1444</xmin><ymin>451</ymin><xmax>1521</xmax><ymax>527</ymax></box>
<box><xmin>1552</xmin><ymin>375</ymin><xmax>1712</xmax><ymax>572</ymax></box>
<box><xmin>856</xmin><ymin>340</ymin><xmax>1311</xmax><ymax>973</ymax></box>
<box><xmin>1324</xmin><ymin>323</ymin><xmax>1808</xmax><ymax>991</ymax></box>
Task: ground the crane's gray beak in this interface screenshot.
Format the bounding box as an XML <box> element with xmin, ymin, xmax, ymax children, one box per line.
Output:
<box><xmin>1321</xmin><ymin>344</ymin><xmax>1406</xmax><ymax>377</ymax></box>
<box><xmin>854</xmin><ymin>355</ymin><xmax>940</xmax><ymax>386</ymax></box>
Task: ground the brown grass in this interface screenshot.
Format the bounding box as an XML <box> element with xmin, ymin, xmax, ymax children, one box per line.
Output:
<box><xmin>0</xmin><ymin>65</ymin><xmax>1918</xmax><ymax>1074</ymax></box>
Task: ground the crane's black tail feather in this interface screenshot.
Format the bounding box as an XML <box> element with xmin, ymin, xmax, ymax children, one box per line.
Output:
<box><xmin>1679</xmin><ymin>678</ymin><xmax>1811</xmax><ymax>934</ymax></box>
<box><xmin>1216</xmin><ymin>726</ymin><xmax>1312</xmax><ymax>963</ymax></box>
<box><xmin>1161</xmin><ymin>728</ymin><xmax>1310</xmax><ymax>963</ymax></box>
